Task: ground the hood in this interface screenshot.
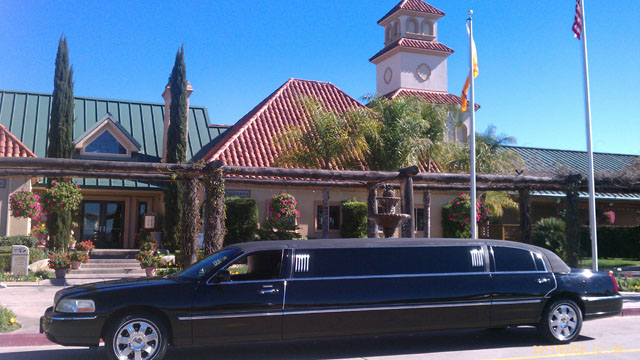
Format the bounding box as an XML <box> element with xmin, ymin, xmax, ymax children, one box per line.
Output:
<box><xmin>56</xmin><ymin>277</ymin><xmax>189</xmax><ymax>301</ymax></box>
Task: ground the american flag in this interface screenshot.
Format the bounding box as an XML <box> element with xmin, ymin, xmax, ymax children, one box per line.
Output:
<box><xmin>573</xmin><ymin>0</ymin><xmax>583</xmax><ymax>39</ymax></box>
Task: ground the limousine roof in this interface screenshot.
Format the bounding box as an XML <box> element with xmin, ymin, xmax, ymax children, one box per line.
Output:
<box><xmin>228</xmin><ymin>238</ymin><xmax>571</xmax><ymax>273</ymax></box>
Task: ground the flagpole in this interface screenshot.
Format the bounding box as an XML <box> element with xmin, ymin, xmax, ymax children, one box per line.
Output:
<box><xmin>578</xmin><ymin>0</ymin><xmax>598</xmax><ymax>271</ymax></box>
<box><xmin>468</xmin><ymin>10</ymin><xmax>477</xmax><ymax>239</ymax></box>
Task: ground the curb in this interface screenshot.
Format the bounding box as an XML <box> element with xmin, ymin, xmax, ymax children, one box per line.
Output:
<box><xmin>0</xmin><ymin>333</ymin><xmax>53</xmax><ymax>347</ymax></box>
<box><xmin>621</xmin><ymin>308</ymin><xmax>640</xmax><ymax>317</ymax></box>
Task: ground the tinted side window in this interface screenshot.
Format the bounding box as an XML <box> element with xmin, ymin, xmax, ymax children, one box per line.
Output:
<box><xmin>492</xmin><ymin>247</ymin><xmax>537</xmax><ymax>272</ymax></box>
<box><xmin>292</xmin><ymin>246</ymin><xmax>485</xmax><ymax>278</ymax></box>
<box><xmin>533</xmin><ymin>252</ymin><xmax>547</xmax><ymax>271</ymax></box>
<box><xmin>226</xmin><ymin>250</ymin><xmax>282</xmax><ymax>281</ymax></box>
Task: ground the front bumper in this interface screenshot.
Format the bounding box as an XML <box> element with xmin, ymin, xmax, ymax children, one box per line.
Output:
<box><xmin>582</xmin><ymin>294</ymin><xmax>623</xmax><ymax>320</ymax></box>
<box><xmin>40</xmin><ymin>306</ymin><xmax>105</xmax><ymax>346</ymax></box>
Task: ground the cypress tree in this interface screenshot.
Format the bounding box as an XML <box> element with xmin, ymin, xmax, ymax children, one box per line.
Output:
<box><xmin>46</xmin><ymin>36</ymin><xmax>75</xmax><ymax>252</ymax></box>
<box><xmin>163</xmin><ymin>46</ymin><xmax>188</xmax><ymax>251</ymax></box>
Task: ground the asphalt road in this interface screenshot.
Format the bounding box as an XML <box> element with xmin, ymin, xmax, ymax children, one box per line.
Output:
<box><xmin>1</xmin><ymin>316</ymin><xmax>639</xmax><ymax>360</ymax></box>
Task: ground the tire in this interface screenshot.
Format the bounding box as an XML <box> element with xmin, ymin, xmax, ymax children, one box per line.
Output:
<box><xmin>105</xmin><ymin>312</ymin><xmax>168</xmax><ymax>360</ymax></box>
<box><xmin>538</xmin><ymin>299</ymin><xmax>583</xmax><ymax>344</ymax></box>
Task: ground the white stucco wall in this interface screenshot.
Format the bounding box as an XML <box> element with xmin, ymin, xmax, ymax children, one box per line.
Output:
<box><xmin>376</xmin><ymin>51</ymin><xmax>448</xmax><ymax>95</ymax></box>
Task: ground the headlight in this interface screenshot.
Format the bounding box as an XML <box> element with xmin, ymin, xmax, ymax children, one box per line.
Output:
<box><xmin>55</xmin><ymin>299</ymin><xmax>95</xmax><ymax>313</ymax></box>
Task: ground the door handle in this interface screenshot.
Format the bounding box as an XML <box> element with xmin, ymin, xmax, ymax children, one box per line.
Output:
<box><xmin>537</xmin><ymin>278</ymin><xmax>550</xmax><ymax>284</ymax></box>
<box><xmin>258</xmin><ymin>288</ymin><xmax>279</xmax><ymax>295</ymax></box>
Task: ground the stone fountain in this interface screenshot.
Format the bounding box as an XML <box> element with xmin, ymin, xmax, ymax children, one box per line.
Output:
<box><xmin>368</xmin><ymin>185</ymin><xmax>411</xmax><ymax>238</ymax></box>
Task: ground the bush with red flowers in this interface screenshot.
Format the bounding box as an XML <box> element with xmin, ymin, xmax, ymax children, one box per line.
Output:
<box><xmin>442</xmin><ymin>193</ymin><xmax>490</xmax><ymax>238</ymax></box>
<box><xmin>41</xmin><ymin>180</ymin><xmax>82</xmax><ymax>215</ymax></box>
<box><xmin>9</xmin><ymin>191</ymin><xmax>42</xmax><ymax>220</ymax></box>
<box><xmin>268</xmin><ymin>193</ymin><xmax>300</xmax><ymax>221</ymax></box>
<box><xmin>48</xmin><ymin>253</ymin><xmax>71</xmax><ymax>270</ymax></box>
<box><xmin>75</xmin><ymin>240</ymin><xmax>95</xmax><ymax>253</ymax></box>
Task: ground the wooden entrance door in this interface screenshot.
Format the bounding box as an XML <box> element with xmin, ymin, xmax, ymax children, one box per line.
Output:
<box><xmin>81</xmin><ymin>201</ymin><xmax>125</xmax><ymax>248</ymax></box>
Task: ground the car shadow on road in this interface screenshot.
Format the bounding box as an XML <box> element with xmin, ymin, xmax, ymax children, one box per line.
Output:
<box><xmin>2</xmin><ymin>327</ymin><xmax>594</xmax><ymax>360</ymax></box>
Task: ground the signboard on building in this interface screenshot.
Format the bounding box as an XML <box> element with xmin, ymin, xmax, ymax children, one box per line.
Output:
<box><xmin>11</xmin><ymin>245</ymin><xmax>29</xmax><ymax>276</ymax></box>
<box><xmin>143</xmin><ymin>215</ymin><xmax>156</xmax><ymax>230</ymax></box>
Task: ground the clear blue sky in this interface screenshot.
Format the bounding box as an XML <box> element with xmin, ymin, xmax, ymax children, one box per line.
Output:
<box><xmin>1</xmin><ymin>0</ymin><xmax>638</xmax><ymax>155</ymax></box>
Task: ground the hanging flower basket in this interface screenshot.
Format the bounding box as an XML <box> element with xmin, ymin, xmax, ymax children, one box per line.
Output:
<box><xmin>9</xmin><ymin>191</ymin><xmax>42</xmax><ymax>220</ymax></box>
<box><xmin>41</xmin><ymin>180</ymin><xmax>83</xmax><ymax>215</ymax></box>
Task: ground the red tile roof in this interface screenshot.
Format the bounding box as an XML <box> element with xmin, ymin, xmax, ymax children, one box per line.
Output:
<box><xmin>370</xmin><ymin>38</ymin><xmax>454</xmax><ymax>62</ymax></box>
<box><xmin>0</xmin><ymin>123</ymin><xmax>36</xmax><ymax>158</ymax></box>
<box><xmin>388</xmin><ymin>88</ymin><xmax>480</xmax><ymax>110</ymax></box>
<box><xmin>205</xmin><ymin>78</ymin><xmax>363</xmax><ymax>168</ymax></box>
<box><xmin>378</xmin><ymin>0</ymin><xmax>445</xmax><ymax>24</ymax></box>
<box><xmin>205</xmin><ymin>78</ymin><xmax>441</xmax><ymax>173</ymax></box>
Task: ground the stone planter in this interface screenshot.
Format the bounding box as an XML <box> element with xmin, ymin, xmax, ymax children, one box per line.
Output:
<box><xmin>145</xmin><ymin>267</ymin><xmax>157</xmax><ymax>277</ymax></box>
<box><xmin>71</xmin><ymin>260</ymin><xmax>82</xmax><ymax>270</ymax></box>
<box><xmin>55</xmin><ymin>269</ymin><xmax>67</xmax><ymax>279</ymax></box>
<box><xmin>68</xmin><ymin>241</ymin><xmax>77</xmax><ymax>250</ymax></box>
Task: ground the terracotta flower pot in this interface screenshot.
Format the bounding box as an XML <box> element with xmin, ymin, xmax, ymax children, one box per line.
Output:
<box><xmin>35</xmin><ymin>233</ymin><xmax>49</xmax><ymax>248</ymax></box>
<box><xmin>145</xmin><ymin>267</ymin><xmax>156</xmax><ymax>277</ymax></box>
<box><xmin>71</xmin><ymin>260</ymin><xmax>82</xmax><ymax>270</ymax></box>
<box><xmin>55</xmin><ymin>269</ymin><xmax>67</xmax><ymax>279</ymax></box>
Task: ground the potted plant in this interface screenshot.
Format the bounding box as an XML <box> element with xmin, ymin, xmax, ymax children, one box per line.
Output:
<box><xmin>48</xmin><ymin>253</ymin><xmax>71</xmax><ymax>279</ymax></box>
<box><xmin>69</xmin><ymin>251</ymin><xmax>88</xmax><ymax>270</ymax></box>
<box><xmin>30</xmin><ymin>222</ymin><xmax>49</xmax><ymax>248</ymax></box>
<box><xmin>136</xmin><ymin>251</ymin><xmax>160</xmax><ymax>277</ymax></box>
<box><xmin>41</xmin><ymin>180</ymin><xmax>82</xmax><ymax>216</ymax></box>
<box><xmin>75</xmin><ymin>240</ymin><xmax>95</xmax><ymax>255</ymax></box>
<box><xmin>9</xmin><ymin>191</ymin><xmax>42</xmax><ymax>220</ymax></box>
<box><xmin>68</xmin><ymin>232</ymin><xmax>77</xmax><ymax>250</ymax></box>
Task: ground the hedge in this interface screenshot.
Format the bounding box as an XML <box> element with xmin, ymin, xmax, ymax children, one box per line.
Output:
<box><xmin>442</xmin><ymin>205</ymin><xmax>469</xmax><ymax>238</ymax></box>
<box><xmin>0</xmin><ymin>236</ymin><xmax>37</xmax><ymax>248</ymax></box>
<box><xmin>579</xmin><ymin>226</ymin><xmax>640</xmax><ymax>258</ymax></box>
<box><xmin>224</xmin><ymin>197</ymin><xmax>258</xmax><ymax>246</ymax></box>
<box><xmin>0</xmin><ymin>247</ymin><xmax>47</xmax><ymax>272</ymax></box>
<box><xmin>340</xmin><ymin>200</ymin><xmax>367</xmax><ymax>238</ymax></box>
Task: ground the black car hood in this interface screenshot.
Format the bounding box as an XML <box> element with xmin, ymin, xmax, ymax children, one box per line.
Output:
<box><xmin>57</xmin><ymin>277</ymin><xmax>190</xmax><ymax>299</ymax></box>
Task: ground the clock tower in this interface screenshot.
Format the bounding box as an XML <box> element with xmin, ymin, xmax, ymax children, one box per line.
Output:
<box><xmin>370</xmin><ymin>0</ymin><xmax>453</xmax><ymax>96</ymax></box>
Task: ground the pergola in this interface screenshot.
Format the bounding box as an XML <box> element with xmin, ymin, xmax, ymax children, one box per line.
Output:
<box><xmin>1</xmin><ymin>157</ymin><xmax>638</xmax><ymax>264</ymax></box>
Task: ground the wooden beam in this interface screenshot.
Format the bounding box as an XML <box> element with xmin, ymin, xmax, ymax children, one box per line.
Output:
<box><xmin>367</xmin><ymin>183</ymin><xmax>378</xmax><ymax>238</ymax></box>
<box><xmin>402</xmin><ymin>176</ymin><xmax>415</xmax><ymax>238</ymax></box>
<box><xmin>0</xmin><ymin>169</ymin><xmax>178</xmax><ymax>181</ymax></box>
<box><xmin>222</xmin><ymin>166</ymin><xmax>405</xmax><ymax>182</ymax></box>
<box><xmin>0</xmin><ymin>157</ymin><xmax>209</xmax><ymax>174</ymax></box>
<box><xmin>322</xmin><ymin>189</ymin><xmax>330</xmax><ymax>239</ymax></box>
<box><xmin>424</xmin><ymin>190</ymin><xmax>431</xmax><ymax>238</ymax></box>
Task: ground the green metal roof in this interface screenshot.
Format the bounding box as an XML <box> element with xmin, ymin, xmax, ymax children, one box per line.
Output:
<box><xmin>504</xmin><ymin>146</ymin><xmax>640</xmax><ymax>202</ymax></box>
<box><xmin>504</xmin><ymin>145</ymin><xmax>638</xmax><ymax>175</ymax></box>
<box><xmin>0</xmin><ymin>90</ymin><xmax>229</xmax><ymax>189</ymax></box>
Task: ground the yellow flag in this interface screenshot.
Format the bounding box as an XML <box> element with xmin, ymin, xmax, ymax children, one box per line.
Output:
<box><xmin>461</xmin><ymin>34</ymin><xmax>478</xmax><ymax>112</ymax></box>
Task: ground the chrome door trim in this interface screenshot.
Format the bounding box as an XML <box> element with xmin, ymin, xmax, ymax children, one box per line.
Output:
<box><xmin>288</xmin><ymin>272</ymin><xmax>490</xmax><ymax>282</ymax></box>
<box><xmin>49</xmin><ymin>316</ymin><xmax>97</xmax><ymax>321</ymax></box>
<box><xmin>178</xmin><ymin>301</ymin><xmax>492</xmax><ymax>321</ymax></box>
<box><xmin>492</xmin><ymin>299</ymin><xmax>542</xmax><ymax>305</ymax></box>
<box><xmin>581</xmin><ymin>294</ymin><xmax>623</xmax><ymax>302</ymax></box>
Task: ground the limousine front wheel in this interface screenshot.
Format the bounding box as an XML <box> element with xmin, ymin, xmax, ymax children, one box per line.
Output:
<box><xmin>105</xmin><ymin>312</ymin><xmax>168</xmax><ymax>360</ymax></box>
<box><xmin>538</xmin><ymin>299</ymin><xmax>583</xmax><ymax>344</ymax></box>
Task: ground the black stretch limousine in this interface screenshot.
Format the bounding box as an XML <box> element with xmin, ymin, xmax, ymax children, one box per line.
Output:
<box><xmin>41</xmin><ymin>239</ymin><xmax>622</xmax><ymax>360</ymax></box>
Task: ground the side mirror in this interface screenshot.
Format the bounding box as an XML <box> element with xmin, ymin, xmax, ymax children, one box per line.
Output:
<box><xmin>213</xmin><ymin>269</ymin><xmax>231</xmax><ymax>283</ymax></box>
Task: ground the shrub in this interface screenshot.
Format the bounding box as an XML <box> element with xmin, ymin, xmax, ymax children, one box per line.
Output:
<box><xmin>136</xmin><ymin>251</ymin><xmax>160</xmax><ymax>269</ymax></box>
<box><xmin>9</xmin><ymin>191</ymin><xmax>42</xmax><ymax>220</ymax></box>
<box><xmin>532</xmin><ymin>218</ymin><xmax>567</xmax><ymax>259</ymax></box>
<box><xmin>69</xmin><ymin>251</ymin><xmax>89</xmax><ymax>263</ymax></box>
<box><xmin>225</xmin><ymin>197</ymin><xmax>258</xmax><ymax>245</ymax></box>
<box><xmin>340</xmin><ymin>200</ymin><xmax>367</xmax><ymax>238</ymax></box>
<box><xmin>0</xmin><ymin>306</ymin><xmax>20</xmax><ymax>333</ymax></box>
<box><xmin>0</xmin><ymin>254</ymin><xmax>10</xmax><ymax>272</ymax></box>
<box><xmin>29</xmin><ymin>248</ymin><xmax>48</xmax><ymax>264</ymax></box>
<box><xmin>0</xmin><ymin>236</ymin><xmax>38</xmax><ymax>248</ymax></box>
<box><xmin>442</xmin><ymin>193</ymin><xmax>490</xmax><ymax>238</ymax></box>
<box><xmin>579</xmin><ymin>226</ymin><xmax>640</xmax><ymax>258</ymax></box>
<box><xmin>259</xmin><ymin>193</ymin><xmax>301</xmax><ymax>240</ymax></box>
<box><xmin>617</xmin><ymin>276</ymin><xmax>640</xmax><ymax>292</ymax></box>
<box><xmin>134</xmin><ymin>230</ymin><xmax>153</xmax><ymax>249</ymax></box>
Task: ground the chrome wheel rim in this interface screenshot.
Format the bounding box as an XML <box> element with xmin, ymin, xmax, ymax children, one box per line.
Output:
<box><xmin>548</xmin><ymin>304</ymin><xmax>578</xmax><ymax>341</ymax></box>
<box><xmin>113</xmin><ymin>319</ymin><xmax>160</xmax><ymax>360</ymax></box>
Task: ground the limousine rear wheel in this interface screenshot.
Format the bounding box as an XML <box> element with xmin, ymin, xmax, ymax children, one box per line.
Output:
<box><xmin>538</xmin><ymin>299</ymin><xmax>583</xmax><ymax>344</ymax></box>
<box><xmin>105</xmin><ymin>312</ymin><xmax>168</xmax><ymax>360</ymax></box>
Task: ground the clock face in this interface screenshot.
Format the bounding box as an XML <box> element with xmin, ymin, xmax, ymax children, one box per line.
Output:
<box><xmin>416</xmin><ymin>63</ymin><xmax>431</xmax><ymax>81</ymax></box>
<box><xmin>384</xmin><ymin>67</ymin><xmax>393</xmax><ymax>84</ymax></box>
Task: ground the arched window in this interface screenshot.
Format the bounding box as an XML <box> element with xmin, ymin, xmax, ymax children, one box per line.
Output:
<box><xmin>385</xmin><ymin>25</ymin><xmax>391</xmax><ymax>42</ymax></box>
<box><xmin>394</xmin><ymin>21</ymin><xmax>400</xmax><ymax>37</ymax></box>
<box><xmin>422</xmin><ymin>20</ymin><xmax>434</xmax><ymax>36</ymax></box>
<box><xmin>407</xmin><ymin>19</ymin><xmax>418</xmax><ymax>34</ymax></box>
